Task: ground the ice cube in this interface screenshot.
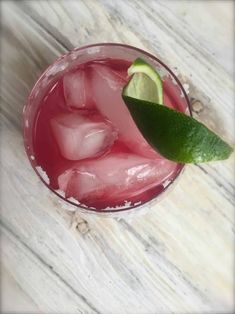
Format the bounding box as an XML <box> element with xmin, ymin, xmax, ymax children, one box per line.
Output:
<box><xmin>90</xmin><ymin>64</ymin><xmax>160</xmax><ymax>159</ymax></box>
<box><xmin>63</xmin><ymin>69</ymin><xmax>94</xmax><ymax>109</ymax></box>
<box><xmin>51</xmin><ymin>113</ymin><xmax>118</xmax><ymax>160</ymax></box>
<box><xmin>58</xmin><ymin>153</ymin><xmax>177</xmax><ymax>206</ymax></box>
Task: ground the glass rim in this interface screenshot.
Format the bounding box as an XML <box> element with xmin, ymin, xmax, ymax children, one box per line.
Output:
<box><xmin>23</xmin><ymin>42</ymin><xmax>192</xmax><ymax>214</ymax></box>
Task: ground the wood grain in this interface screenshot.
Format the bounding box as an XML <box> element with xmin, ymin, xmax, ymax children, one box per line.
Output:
<box><xmin>1</xmin><ymin>1</ymin><xmax>234</xmax><ymax>313</ymax></box>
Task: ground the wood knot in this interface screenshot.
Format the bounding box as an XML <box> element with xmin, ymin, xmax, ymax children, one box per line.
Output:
<box><xmin>71</xmin><ymin>211</ymin><xmax>90</xmax><ymax>235</ymax></box>
<box><xmin>191</xmin><ymin>98</ymin><xmax>204</xmax><ymax>113</ymax></box>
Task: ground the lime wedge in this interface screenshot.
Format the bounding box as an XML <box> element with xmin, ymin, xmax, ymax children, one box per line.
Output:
<box><xmin>123</xmin><ymin>58</ymin><xmax>163</xmax><ymax>104</ymax></box>
<box><xmin>122</xmin><ymin>96</ymin><xmax>233</xmax><ymax>163</ymax></box>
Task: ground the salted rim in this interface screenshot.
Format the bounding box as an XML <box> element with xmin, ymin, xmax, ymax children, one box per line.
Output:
<box><xmin>23</xmin><ymin>43</ymin><xmax>192</xmax><ymax>214</ymax></box>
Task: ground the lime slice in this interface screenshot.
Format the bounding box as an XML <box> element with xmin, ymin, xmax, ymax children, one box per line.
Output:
<box><xmin>122</xmin><ymin>96</ymin><xmax>233</xmax><ymax>163</ymax></box>
<box><xmin>122</xmin><ymin>58</ymin><xmax>233</xmax><ymax>163</ymax></box>
<box><xmin>123</xmin><ymin>58</ymin><xmax>163</xmax><ymax>104</ymax></box>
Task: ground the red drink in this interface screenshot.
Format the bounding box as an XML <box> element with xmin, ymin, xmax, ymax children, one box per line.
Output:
<box><xmin>24</xmin><ymin>44</ymin><xmax>190</xmax><ymax>213</ymax></box>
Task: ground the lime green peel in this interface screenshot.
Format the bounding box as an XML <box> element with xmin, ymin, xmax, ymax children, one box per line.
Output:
<box><xmin>122</xmin><ymin>58</ymin><xmax>233</xmax><ymax>163</ymax></box>
<box><xmin>124</xmin><ymin>58</ymin><xmax>163</xmax><ymax>104</ymax></box>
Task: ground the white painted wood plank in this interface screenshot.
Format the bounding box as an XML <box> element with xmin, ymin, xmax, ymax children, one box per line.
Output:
<box><xmin>1</xmin><ymin>1</ymin><xmax>234</xmax><ymax>313</ymax></box>
<box><xmin>156</xmin><ymin>0</ymin><xmax>234</xmax><ymax>77</ymax></box>
<box><xmin>1</xmin><ymin>225</ymin><xmax>99</xmax><ymax>314</ymax></box>
<box><xmin>0</xmin><ymin>265</ymin><xmax>40</xmax><ymax>314</ymax></box>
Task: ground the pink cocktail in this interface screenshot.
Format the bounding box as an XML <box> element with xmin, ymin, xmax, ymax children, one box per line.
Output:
<box><xmin>23</xmin><ymin>44</ymin><xmax>191</xmax><ymax>214</ymax></box>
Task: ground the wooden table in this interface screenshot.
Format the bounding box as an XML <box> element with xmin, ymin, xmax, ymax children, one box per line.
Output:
<box><xmin>1</xmin><ymin>1</ymin><xmax>234</xmax><ymax>313</ymax></box>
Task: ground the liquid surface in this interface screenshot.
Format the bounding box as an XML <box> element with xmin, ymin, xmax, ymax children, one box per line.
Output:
<box><xmin>33</xmin><ymin>58</ymin><xmax>185</xmax><ymax>209</ymax></box>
